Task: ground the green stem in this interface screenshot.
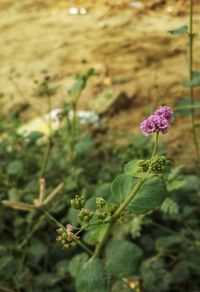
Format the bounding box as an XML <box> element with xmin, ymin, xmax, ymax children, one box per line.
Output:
<box><xmin>40</xmin><ymin>94</ymin><xmax>53</xmax><ymax>178</ymax></box>
<box><xmin>92</xmin><ymin>223</ymin><xmax>112</xmax><ymax>259</ymax></box>
<box><xmin>151</xmin><ymin>131</ymin><xmax>159</xmax><ymax>159</ymax></box>
<box><xmin>40</xmin><ymin>142</ymin><xmax>51</xmax><ymax>178</ymax></box>
<box><xmin>68</xmin><ymin>95</ymin><xmax>80</xmax><ymax>161</ymax></box>
<box><xmin>189</xmin><ymin>0</ymin><xmax>200</xmax><ymax>167</ymax></box>
<box><xmin>92</xmin><ymin>178</ymin><xmax>144</xmax><ymax>258</ymax></box>
<box><xmin>43</xmin><ymin>208</ymin><xmax>93</xmax><ymax>256</ymax></box>
<box><xmin>74</xmin><ymin>220</ymin><xmax>111</xmax><ymax>235</ymax></box>
<box><xmin>76</xmin><ymin>240</ymin><xmax>93</xmax><ymax>256</ymax></box>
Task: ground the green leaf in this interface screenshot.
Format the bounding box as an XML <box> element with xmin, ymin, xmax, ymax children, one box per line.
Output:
<box><xmin>7</xmin><ymin>160</ymin><xmax>23</xmax><ymax>176</ymax></box>
<box><xmin>155</xmin><ymin>235</ymin><xmax>183</xmax><ymax>252</ymax></box>
<box><xmin>128</xmin><ymin>177</ymin><xmax>167</xmax><ymax>214</ymax></box>
<box><xmin>56</xmin><ymin>260</ymin><xmax>69</xmax><ymax>277</ymax></box>
<box><xmin>124</xmin><ymin>159</ymin><xmax>140</xmax><ymax>175</ymax></box>
<box><xmin>75</xmin><ymin>258</ymin><xmax>111</xmax><ymax>292</ymax></box>
<box><xmin>105</xmin><ymin>240</ymin><xmax>143</xmax><ymax>277</ymax></box>
<box><xmin>141</xmin><ymin>258</ymin><xmax>173</xmax><ymax>292</ymax></box>
<box><xmin>175</xmin><ymin>97</ymin><xmax>196</xmax><ymax>115</ymax></box>
<box><xmin>68</xmin><ymin>253</ymin><xmax>88</xmax><ymax>278</ymax></box>
<box><xmin>85</xmin><ymin>197</ymin><xmax>97</xmax><ymax>211</ymax></box>
<box><xmin>111</xmin><ymin>174</ymin><xmax>135</xmax><ymax>203</ymax></box>
<box><xmin>68</xmin><ymin>68</ymin><xmax>95</xmax><ymax>96</ymax></box>
<box><xmin>83</xmin><ymin>224</ymin><xmax>109</xmax><ymax>245</ymax></box>
<box><xmin>68</xmin><ymin>76</ymin><xmax>86</xmax><ymax>96</ymax></box>
<box><xmin>183</xmin><ymin>71</ymin><xmax>200</xmax><ymax>88</ymax></box>
<box><xmin>183</xmin><ymin>76</ymin><xmax>200</xmax><ymax>88</ymax></box>
<box><xmin>8</xmin><ymin>188</ymin><xmax>20</xmax><ymax>201</ymax></box>
<box><xmin>86</xmin><ymin>68</ymin><xmax>95</xmax><ymax>78</ymax></box>
<box><xmin>75</xmin><ymin>136</ymin><xmax>93</xmax><ymax>155</ymax></box>
<box><xmin>172</xmin><ymin>261</ymin><xmax>190</xmax><ymax>284</ymax></box>
<box><xmin>26</xmin><ymin>131</ymin><xmax>44</xmax><ymax>145</ymax></box>
<box><xmin>192</xmin><ymin>71</ymin><xmax>200</xmax><ymax>78</ymax></box>
<box><xmin>28</xmin><ymin>239</ymin><xmax>47</xmax><ymax>265</ymax></box>
<box><xmin>168</xmin><ymin>25</ymin><xmax>188</xmax><ymax>35</ymax></box>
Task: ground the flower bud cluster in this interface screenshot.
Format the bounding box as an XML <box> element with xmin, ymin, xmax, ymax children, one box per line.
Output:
<box><xmin>137</xmin><ymin>160</ymin><xmax>150</xmax><ymax>172</ymax></box>
<box><xmin>71</xmin><ymin>196</ymin><xmax>93</xmax><ymax>223</ymax></box>
<box><xmin>56</xmin><ymin>224</ymin><xmax>79</xmax><ymax>250</ymax></box>
<box><xmin>70</xmin><ymin>195</ymin><xmax>85</xmax><ymax>210</ymax></box>
<box><xmin>149</xmin><ymin>155</ymin><xmax>166</xmax><ymax>172</ymax></box>
<box><xmin>96</xmin><ymin>209</ymin><xmax>107</xmax><ymax>221</ymax></box>
<box><xmin>78</xmin><ymin>208</ymin><xmax>93</xmax><ymax>222</ymax></box>
<box><xmin>96</xmin><ymin>197</ymin><xmax>106</xmax><ymax>208</ymax></box>
<box><xmin>95</xmin><ymin>197</ymin><xmax>116</xmax><ymax>223</ymax></box>
<box><xmin>137</xmin><ymin>155</ymin><xmax>166</xmax><ymax>173</ymax></box>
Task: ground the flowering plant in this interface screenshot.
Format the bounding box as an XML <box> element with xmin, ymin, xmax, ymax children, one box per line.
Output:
<box><xmin>47</xmin><ymin>105</ymin><xmax>175</xmax><ymax>291</ymax></box>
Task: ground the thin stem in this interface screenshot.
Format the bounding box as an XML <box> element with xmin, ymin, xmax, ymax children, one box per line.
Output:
<box><xmin>151</xmin><ymin>131</ymin><xmax>159</xmax><ymax>159</ymax></box>
<box><xmin>93</xmin><ymin>178</ymin><xmax>144</xmax><ymax>258</ymax></box>
<box><xmin>74</xmin><ymin>220</ymin><xmax>111</xmax><ymax>236</ymax></box>
<box><xmin>76</xmin><ymin>240</ymin><xmax>93</xmax><ymax>256</ymax></box>
<box><xmin>43</xmin><ymin>208</ymin><xmax>93</xmax><ymax>256</ymax></box>
<box><xmin>40</xmin><ymin>143</ymin><xmax>51</xmax><ymax>178</ymax></box>
<box><xmin>40</xmin><ymin>94</ymin><xmax>53</xmax><ymax>178</ymax></box>
<box><xmin>18</xmin><ymin>215</ymin><xmax>46</xmax><ymax>249</ymax></box>
<box><xmin>189</xmin><ymin>0</ymin><xmax>200</xmax><ymax>167</ymax></box>
<box><xmin>69</xmin><ymin>94</ymin><xmax>80</xmax><ymax>160</ymax></box>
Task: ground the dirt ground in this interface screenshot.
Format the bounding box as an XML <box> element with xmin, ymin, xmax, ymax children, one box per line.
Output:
<box><xmin>0</xmin><ymin>0</ymin><xmax>200</xmax><ymax>165</ymax></box>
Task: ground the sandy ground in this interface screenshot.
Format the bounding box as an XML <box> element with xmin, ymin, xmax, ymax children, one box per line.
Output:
<box><xmin>0</xmin><ymin>0</ymin><xmax>200</xmax><ymax>165</ymax></box>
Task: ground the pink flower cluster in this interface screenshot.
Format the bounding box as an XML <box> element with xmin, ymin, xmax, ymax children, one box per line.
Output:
<box><xmin>66</xmin><ymin>224</ymin><xmax>79</xmax><ymax>241</ymax></box>
<box><xmin>140</xmin><ymin>105</ymin><xmax>174</xmax><ymax>136</ymax></box>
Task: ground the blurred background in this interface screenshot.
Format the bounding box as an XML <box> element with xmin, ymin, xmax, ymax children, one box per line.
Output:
<box><xmin>0</xmin><ymin>0</ymin><xmax>200</xmax><ymax>163</ymax></box>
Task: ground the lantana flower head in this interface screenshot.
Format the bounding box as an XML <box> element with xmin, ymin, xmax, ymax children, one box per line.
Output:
<box><xmin>140</xmin><ymin>105</ymin><xmax>173</xmax><ymax>136</ymax></box>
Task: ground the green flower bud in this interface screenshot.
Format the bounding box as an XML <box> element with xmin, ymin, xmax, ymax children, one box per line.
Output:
<box><xmin>70</xmin><ymin>199</ymin><xmax>77</xmax><ymax>209</ymax></box>
<box><xmin>105</xmin><ymin>203</ymin><xmax>117</xmax><ymax>214</ymax></box>
<box><xmin>62</xmin><ymin>233</ymin><xmax>68</xmax><ymax>240</ymax></box>
<box><xmin>96</xmin><ymin>197</ymin><xmax>106</xmax><ymax>208</ymax></box>
<box><xmin>137</xmin><ymin>160</ymin><xmax>150</xmax><ymax>172</ymax></box>
<box><xmin>149</xmin><ymin>155</ymin><xmax>166</xmax><ymax>173</ymax></box>
<box><xmin>78</xmin><ymin>208</ymin><xmax>93</xmax><ymax>222</ymax></box>
<box><xmin>70</xmin><ymin>195</ymin><xmax>85</xmax><ymax>210</ymax></box>
<box><xmin>61</xmin><ymin>239</ymin><xmax>67</xmax><ymax>245</ymax></box>
<box><xmin>96</xmin><ymin>209</ymin><xmax>107</xmax><ymax>220</ymax></box>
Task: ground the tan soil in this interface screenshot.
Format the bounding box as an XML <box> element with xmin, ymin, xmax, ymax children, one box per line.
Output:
<box><xmin>0</xmin><ymin>0</ymin><xmax>200</xmax><ymax>166</ymax></box>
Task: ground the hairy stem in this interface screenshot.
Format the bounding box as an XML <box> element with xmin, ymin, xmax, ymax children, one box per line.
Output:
<box><xmin>92</xmin><ymin>178</ymin><xmax>144</xmax><ymax>258</ymax></box>
<box><xmin>189</xmin><ymin>0</ymin><xmax>200</xmax><ymax>167</ymax></box>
